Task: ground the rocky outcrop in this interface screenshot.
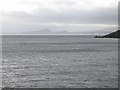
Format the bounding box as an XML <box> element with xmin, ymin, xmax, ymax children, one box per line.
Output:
<box><xmin>95</xmin><ymin>30</ymin><xmax>120</xmax><ymax>38</ymax></box>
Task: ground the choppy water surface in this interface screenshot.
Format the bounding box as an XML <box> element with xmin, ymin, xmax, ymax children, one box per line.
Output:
<box><xmin>2</xmin><ymin>35</ymin><xmax>118</xmax><ymax>88</ymax></box>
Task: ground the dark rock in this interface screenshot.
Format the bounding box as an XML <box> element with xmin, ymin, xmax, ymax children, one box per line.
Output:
<box><xmin>94</xmin><ymin>36</ymin><xmax>101</xmax><ymax>38</ymax></box>
<box><xmin>95</xmin><ymin>30</ymin><xmax>120</xmax><ymax>38</ymax></box>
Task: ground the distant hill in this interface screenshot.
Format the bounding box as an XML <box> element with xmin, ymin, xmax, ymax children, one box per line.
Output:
<box><xmin>22</xmin><ymin>29</ymin><xmax>70</xmax><ymax>35</ymax></box>
<box><xmin>95</xmin><ymin>30</ymin><xmax>120</xmax><ymax>38</ymax></box>
<box><xmin>23</xmin><ymin>29</ymin><xmax>54</xmax><ymax>34</ymax></box>
<box><xmin>20</xmin><ymin>29</ymin><xmax>88</xmax><ymax>35</ymax></box>
<box><xmin>22</xmin><ymin>29</ymin><xmax>108</xmax><ymax>35</ymax></box>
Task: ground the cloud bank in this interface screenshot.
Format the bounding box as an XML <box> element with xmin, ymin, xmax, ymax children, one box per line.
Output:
<box><xmin>1</xmin><ymin>0</ymin><xmax>118</xmax><ymax>34</ymax></box>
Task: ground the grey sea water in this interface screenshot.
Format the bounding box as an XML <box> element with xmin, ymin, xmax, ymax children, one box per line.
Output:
<box><xmin>2</xmin><ymin>35</ymin><xmax>118</xmax><ymax>88</ymax></box>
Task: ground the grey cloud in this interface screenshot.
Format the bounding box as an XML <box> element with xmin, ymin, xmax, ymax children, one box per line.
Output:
<box><xmin>4</xmin><ymin>6</ymin><xmax>117</xmax><ymax>25</ymax></box>
<box><xmin>3</xmin><ymin>5</ymin><xmax>118</xmax><ymax>34</ymax></box>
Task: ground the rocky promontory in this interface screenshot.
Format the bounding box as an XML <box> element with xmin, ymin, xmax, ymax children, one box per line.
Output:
<box><xmin>95</xmin><ymin>30</ymin><xmax>120</xmax><ymax>38</ymax></box>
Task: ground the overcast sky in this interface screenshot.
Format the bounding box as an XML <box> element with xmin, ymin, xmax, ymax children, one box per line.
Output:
<box><xmin>0</xmin><ymin>0</ymin><xmax>119</xmax><ymax>34</ymax></box>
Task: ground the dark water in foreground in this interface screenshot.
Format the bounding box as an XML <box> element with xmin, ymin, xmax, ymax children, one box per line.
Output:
<box><xmin>2</xmin><ymin>35</ymin><xmax>118</xmax><ymax>88</ymax></box>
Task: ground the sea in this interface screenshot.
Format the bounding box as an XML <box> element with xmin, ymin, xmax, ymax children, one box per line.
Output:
<box><xmin>2</xmin><ymin>35</ymin><xmax>118</xmax><ymax>88</ymax></box>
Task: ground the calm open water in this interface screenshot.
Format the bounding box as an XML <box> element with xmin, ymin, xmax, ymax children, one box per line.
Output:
<box><xmin>2</xmin><ymin>35</ymin><xmax>118</xmax><ymax>88</ymax></box>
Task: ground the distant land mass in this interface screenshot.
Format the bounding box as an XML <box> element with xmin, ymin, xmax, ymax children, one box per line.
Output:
<box><xmin>20</xmin><ymin>29</ymin><xmax>89</xmax><ymax>35</ymax></box>
<box><xmin>3</xmin><ymin>29</ymin><xmax>117</xmax><ymax>35</ymax></box>
<box><xmin>20</xmin><ymin>29</ymin><xmax>113</xmax><ymax>35</ymax></box>
<box><xmin>22</xmin><ymin>29</ymin><xmax>71</xmax><ymax>35</ymax></box>
<box><xmin>95</xmin><ymin>30</ymin><xmax>120</xmax><ymax>38</ymax></box>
